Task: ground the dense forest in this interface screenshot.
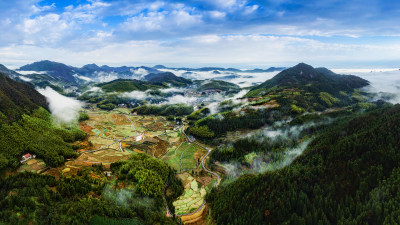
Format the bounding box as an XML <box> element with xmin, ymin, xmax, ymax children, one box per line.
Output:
<box><xmin>0</xmin><ymin>72</ymin><xmax>86</xmax><ymax>171</ymax></box>
<box><xmin>188</xmin><ymin>108</ymin><xmax>283</xmax><ymax>139</ymax></box>
<box><xmin>195</xmin><ymin>80</ymin><xmax>240</xmax><ymax>93</ymax></box>
<box><xmin>0</xmin><ymin>72</ymin><xmax>48</xmax><ymax>122</ymax></box>
<box><xmin>97</xmin><ymin>79</ymin><xmax>167</xmax><ymax>93</ymax></box>
<box><xmin>0</xmin><ymin>108</ymin><xmax>86</xmax><ymax>170</ymax></box>
<box><xmin>144</xmin><ymin>72</ymin><xmax>192</xmax><ymax>87</ymax></box>
<box><xmin>0</xmin><ymin>161</ymin><xmax>180</xmax><ymax>225</ymax></box>
<box><xmin>111</xmin><ymin>154</ymin><xmax>184</xmax><ymax>216</ymax></box>
<box><xmin>244</xmin><ymin>63</ymin><xmax>370</xmax><ymax>112</ymax></box>
<box><xmin>207</xmin><ymin>104</ymin><xmax>400</xmax><ymax>225</ymax></box>
<box><xmin>133</xmin><ymin>104</ymin><xmax>193</xmax><ymax>116</ymax></box>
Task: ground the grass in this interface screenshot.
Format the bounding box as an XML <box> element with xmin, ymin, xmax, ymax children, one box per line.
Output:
<box><xmin>162</xmin><ymin>142</ymin><xmax>189</xmax><ymax>171</ymax></box>
<box><xmin>181</xmin><ymin>144</ymin><xmax>204</xmax><ymax>170</ymax></box>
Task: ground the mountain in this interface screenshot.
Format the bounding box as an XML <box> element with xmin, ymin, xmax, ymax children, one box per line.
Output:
<box><xmin>197</xmin><ymin>80</ymin><xmax>241</xmax><ymax>92</ymax></box>
<box><xmin>207</xmin><ymin>105</ymin><xmax>400</xmax><ymax>225</ymax></box>
<box><xmin>97</xmin><ymin>79</ymin><xmax>167</xmax><ymax>92</ymax></box>
<box><xmin>144</xmin><ymin>72</ymin><xmax>192</xmax><ymax>87</ymax></box>
<box><xmin>245</xmin><ymin>63</ymin><xmax>370</xmax><ymax>112</ymax></box>
<box><xmin>153</xmin><ymin>65</ymin><xmax>167</xmax><ymax>69</ymax></box>
<box><xmin>247</xmin><ymin>63</ymin><xmax>368</xmax><ymax>96</ymax></box>
<box><xmin>244</xmin><ymin>67</ymin><xmax>286</xmax><ymax>73</ymax></box>
<box><xmin>18</xmin><ymin>60</ymin><xmax>77</xmax><ymax>83</ymax></box>
<box><xmin>0</xmin><ymin>64</ymin><xmax>21</xmax><ymax>80</ymax></box>
<box><xmin>0</xmin><ymin>72</ymin><xmax>48</xmax><ymax>122</ymax></box>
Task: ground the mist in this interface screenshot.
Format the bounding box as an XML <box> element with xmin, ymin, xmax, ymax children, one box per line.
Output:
<box><xmin>103</xmin><ymin>185</ymin><xmax>155</xmax><ymax>209</ymax></box>
<box><xmin>37</xmin><ymin>87</ymin><xmax>84</xmax><ymax>123</ymax></box>
<box><xmin>220</xmin><ymin>140</ymin><xmax>312</xmax><ymax>182</ymax></box>
<box><xmin>120</xmin><ymin>90</ymin><xmax>149</xmax><ymax>100</ymax></box>
<box><xmin>331</xmin><ymin>68</ymin><xmax>400</xmax><ymax>104</ymax></box>
<box><xmin>158</xmin><ymin>68</ymin><xmax>280</xmax><ymax>87</ymax></box>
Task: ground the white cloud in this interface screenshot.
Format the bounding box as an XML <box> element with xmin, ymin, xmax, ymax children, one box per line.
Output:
<box><xmin>37</xmin><ymin>87</ymin><xmax>84</xmax><ymax>123</ymax></box>
<box><xmin>121</xmin><ymin>4</ymin><xmax>202</xmax><ymax>32</ymax></box>
<box><xmin>209</xmin><ymin>11</ymin><xmax>226</xmax><ymax>19</ymax></box>
<box><xmin>93</xmin><ymin>71</ymin><xmax>119</xmax><ymax>83</ymax></box>
<box><xmin>2</xmin><ymin>34</ymin><xmax>400</xmax><ymax>69</ymax></box>
<box><xmin>244</xmin><ymin>5</ymin><xmax>259</xmax><ymax>14</ymax></box>
<box><xmin>130</xmin><ymin>68</ymin><xmax>149</xmax><ymax>79</ymax></box>
<box><xmin>120</xmin><ymin>91</ymin><xmax>149</xmax><ymax>100</ymax></box>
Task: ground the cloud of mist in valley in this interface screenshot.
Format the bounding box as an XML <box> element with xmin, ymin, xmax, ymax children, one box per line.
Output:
<box><xmin>159</xmin><ymin>68</ymin><xmax>280</xmax><ymax>87</ymax></box>
<box><xmin>219</xmin><ymin>117</ymin><xmax>333</xmax><ymax>183</ymax></box>
<box><xmin>103</xmin><ymin>185</ymin><xmax>155</xmax><ymax>208</ymax></box>
<box><xmin>130</xmin><ymin>68</ymin><xmax>149</xmax><ymax>79</ymax></box>
<box><xmin>207</xmin><ymin>89</ymin><xmax>248</xmax><ymax>115</ymax></box>
<box><xmin>93</xmin><ymin>71</ymin><xmax>119</xmax><ymax>83</ymax></box>
<box><xmin>120</xmin><ymin>90</ymin><xmax>149</xmax><ymax>100</ymax></box>
<box><xmin>332</xmin><ymin>68</ymin><xmax>400</xmax><ymax>104</ymax></box>
<box><xmin>221</xmin><ymin>139</ymin><xmax>312</xmax><ymax>180</ymax></box>
<box><xmin>37</xmin><ymin>87</ymin><xmax>84</xmax><ymax>123</ymax></box>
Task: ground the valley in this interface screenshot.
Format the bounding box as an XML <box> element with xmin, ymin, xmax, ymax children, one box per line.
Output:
<box><xmin>39</xmin><ymin>106</ymin><xmax>221</xmax><ymax>224</ymax></box>
<box><xmin>1</xmin><ymin>61</ymin><xmax>400</xmax><ymax>225</ymax></box>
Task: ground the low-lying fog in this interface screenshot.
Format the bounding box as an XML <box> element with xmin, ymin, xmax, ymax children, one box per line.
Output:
<box><xmin>37</xmin><ymin>87</ymin><xmax>83</xmax><ymax>123</ymax></box>
<box><xmin>331</xmin><ymin>68</ymin><xmax>400</xmax><ymax>104</ymax></box>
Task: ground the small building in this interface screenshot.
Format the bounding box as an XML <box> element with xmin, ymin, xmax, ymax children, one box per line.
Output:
<box><xmin>104</xmin><ymin>171</ymin><xmax>112</xmax><ymax>177</ymax></box>
<box><xmin>20</xmin><ymin>153</ymin><xmax>36</xmax><ymax>163</ymax></box>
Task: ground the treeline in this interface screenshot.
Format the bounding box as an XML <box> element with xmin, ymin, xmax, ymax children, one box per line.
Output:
<box><xmin>0</xmin><ymin>108</ymin><xmax>86</xmax><ymax>170</ymax></box>
<box><xmin>111</xmin><ymin>154</ymin><xmax>184</xmax><ymax>216</ymax></box>
<box><xmin>132</xmin><ymin>104</ymin><xmax>193</xmax><ymax>116</ymax></box>
<box><xmin>0</xmin><ymin>72</ymin><xmax>48</xmax><ymax>122</ymax></box>
<box><xmin>207</xmin><ymin>104</ymin><xmax>400</xmax><ymax>225</ymax></box>
<box><xmin>0</xmin><ymin>170</ymin><xmax>178</xmax><ymax>225</ymax></box>
<box><xmin>188</xmin><ymin>109</ymin><xmax>283</xmax><ymax>139</ymax></box>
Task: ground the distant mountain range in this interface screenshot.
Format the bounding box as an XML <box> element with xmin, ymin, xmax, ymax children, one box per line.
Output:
<box><xmin>14</xmin><ymin>60</ymin><xmax>286</xmax><ymax>86</ymax></box>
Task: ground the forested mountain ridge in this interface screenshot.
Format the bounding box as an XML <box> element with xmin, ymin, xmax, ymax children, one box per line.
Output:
<box><xmin>244</xmin><ymin>63</ymin><xmax>370</xmax><ymax>113</ymax></box>
<box><xmin>97</xmin><ymin>78</ymin><xmax>168</xmax><ymax>92</ymax></box>
<box><xmin>207</xmin><ymin>104</ymin><xmax>400</xmax><ymax>225</ymax></box>
<box><xmin>144</xmin><ymin>72</ymin><xmax>193</xmax><ymax>87</ymax></box>
<box><xmin>18</xmin><ymin>60</ymin><xmax>77</xmax><ymax>83</ymax></box>
<box><xmin>246</xmin><ymin>63</ymin><xmax>369</xmax><ymax>97</ymax></box>
<box><xmin>0</xmin><ymin>72</ymin><xmax>48</xmax><ymax>122</ymax></box>
<box><xmin>196</xmin><ymin>80</ymin><xmax>241</xmax><ymax>92</ymax></box>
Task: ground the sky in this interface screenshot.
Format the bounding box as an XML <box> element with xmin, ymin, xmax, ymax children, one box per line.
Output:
<box><xmin>1</xmin><ymin>0</ymin><xmax>400</xmax><ymax>68</ymax></box>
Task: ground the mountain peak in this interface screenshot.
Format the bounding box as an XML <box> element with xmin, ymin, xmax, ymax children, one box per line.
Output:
<box><xmin>81</xmin><ymin>63</ymin><xmax>100</xmax><ymax>70</ymax></box>
<box><xmin>246</xmin><ymin>63</ymin><xmax>369</xmax><ymax>97</ymax></box>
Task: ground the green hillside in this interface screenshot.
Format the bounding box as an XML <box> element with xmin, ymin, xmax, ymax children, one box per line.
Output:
<box><xmin>97</xmin><ymin>79</ymin><xmax>167</xmax><ymax>92</ymax></box>
<box><xmin>0</xmin><ymin>72</ymin><xmax>48</xmax><ymax>122</ymax></box>
<box><xmin>244</xmin><ymin>63</ymin><xmax>369</xmax><ymax>112</ymax></box>
<box><xmin>144</xmin><ymin>72</ymin><xmax>192</xmax><ymax>87</ymax></box>
<box><xmin>197</xmin><ymin>80</ymin><xmax>241</xmax><ymax>92</ymax></box>
<box><xmin>207</xmin><ymin>104</ymin><xmax>400</xmax><ymax>225</ymax></box>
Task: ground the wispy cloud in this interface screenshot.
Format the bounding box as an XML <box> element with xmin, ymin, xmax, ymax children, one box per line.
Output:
<box><xmin>1</xmin><ymin>1</ymin><xmax>400</xmax><ymax>67</ymax></box>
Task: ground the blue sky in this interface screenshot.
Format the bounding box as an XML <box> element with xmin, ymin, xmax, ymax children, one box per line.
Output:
<box><xmin>1</xmin><ymin>0</ymin><xmax>400</xmax><ymax>68</ymax></box>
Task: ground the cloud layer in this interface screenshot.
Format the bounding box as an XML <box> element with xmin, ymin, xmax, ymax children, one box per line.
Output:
<box><xmin>1</xmin><ymin>1</ymin><xmax>400</xmax><ymax>67</ymax></box>
<box><xmin>38</xmin><ymin>87</ymin><xmax>84</xmax><ymax>123</ymax></box>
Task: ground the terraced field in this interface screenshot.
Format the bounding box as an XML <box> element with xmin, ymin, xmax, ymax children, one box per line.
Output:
<box><xmin>49</xmin><ymin>107</ymin><xmax>219</xmax><ymax>222</ymax></box>
<box><xmin>173</xmin><ymin>174</ymin><xmax>207</xmax><ymax>215</ymax></box>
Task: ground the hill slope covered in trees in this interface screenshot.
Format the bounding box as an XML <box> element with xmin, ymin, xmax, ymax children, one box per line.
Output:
<box><xmin>207</xmin><ymin>104</ymin><xmax>400</xmax><ymax>225</ymax></box>
<box><xmin>244</xmin><ymin>63</ymin><xmax>370</xmax><ymax>112</ymax></box>
<box><xmin>0</xmin><ymin>72</ymin><xmax>48</xmax><ymax>122</ymax></box>
<box><xmin>144</xmin><ymin>72</ymin><xmax>193</xmax><ymax>87</ymax></box>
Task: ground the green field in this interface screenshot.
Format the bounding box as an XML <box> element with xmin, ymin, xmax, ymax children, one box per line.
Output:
<box><xmin>181</xmin><ymin>144</ymin><xmax>205</xmax><ymax>171</ymax></box>
<box><xmin>162</xmin><ymin>143</ymin><xmax>189</xmax><ymax>171</ymax></box>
